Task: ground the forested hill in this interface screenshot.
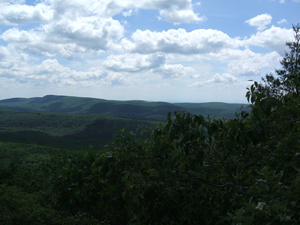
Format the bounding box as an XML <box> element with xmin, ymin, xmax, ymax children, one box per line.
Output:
<box><xmin>0</xmin><ymin>95</ymin><xmax>246</xmax><ymax>119</ymax></box>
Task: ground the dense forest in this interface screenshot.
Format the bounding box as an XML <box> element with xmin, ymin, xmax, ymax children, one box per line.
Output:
<box><xmin>0</xmin><ymin>25</ymin><xmax>299</xmax><ymax>224</ymax></box>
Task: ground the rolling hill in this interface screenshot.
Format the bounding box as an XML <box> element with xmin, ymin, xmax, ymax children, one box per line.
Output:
<box><xmin>0</xmin><ymin>109</ymin><xmax>152</xmax><ymax>150</ymax></box>
<box><xmin>0</xmin><ymin>95</ymin><xmax>249</xmax><ymax>150</ymax></box>
<box><xmin>0</xmin><ymin>95</ymin><xmax>247</xmax><ymax>120</ymax></box>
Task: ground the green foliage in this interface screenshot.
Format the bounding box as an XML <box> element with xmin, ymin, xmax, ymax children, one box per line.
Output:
<box><xmin>246</xmin><ymin>24</ymin><xmax>300</xmax><ymax>100</ymax></box>
<box><xmin>0</xmin><ymin>95</ymin><xmax>245</xmax><ymax>120</ymax></box>
<box><xmin>0</xmin><ymin>110</ymin><xmax>152</xmax><ymax>150</ymax></box>
<box><xmin>47</xmin><ymin>101</ymin><xmax>299</xmax><ymax>224</ymax></box>
<box><xmin>0</xmin><ymin>184</ymin><xmax>57</xmax><ymax>225</ymax></box>
<box><xmin>0</xmin><ymin>25</ymin><xmax>299</xmax><ymax>224</ymax></box>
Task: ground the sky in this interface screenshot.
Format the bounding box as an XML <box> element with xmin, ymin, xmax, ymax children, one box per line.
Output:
<box><xmin>0</xmin><ymin>0</ymin><xmax>299</xmax><ymax>103</ymax></box>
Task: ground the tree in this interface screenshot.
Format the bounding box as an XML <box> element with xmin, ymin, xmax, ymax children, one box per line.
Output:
<box><xmin>48</xmin><ymin>25</ymin><xmax>300</xmax><ymax>224</ymax></box>
<box><xmin>242</xmin><ymin>24</ymin><xmax>300</xmax><ymax>224</ymax></box>
<box><xmin>3</xmin><ymin>25</ymin><xmax>298</xmax><ymax>225</ymax></box>
<box><xmin>246</xmin><ymin>24</ymin><xmax>300</xmax><ymax>101</ymax></box>
<box><xmin>277</xmin><ymin>24</ymin><xmax>300</xmax><ymax>96</ymax></box>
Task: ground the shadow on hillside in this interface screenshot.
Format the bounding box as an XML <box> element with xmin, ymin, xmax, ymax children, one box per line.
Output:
<box><xmin>0</xmin><ymin>118</ymin><xmax>152</xmax><ymax>151</ymax></box>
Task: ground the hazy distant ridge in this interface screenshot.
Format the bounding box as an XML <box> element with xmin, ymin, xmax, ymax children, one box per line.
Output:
<box><xmin>0</xmin><ymin>95</ymin><xmax>246</xmax><ymax>119</ymax></box>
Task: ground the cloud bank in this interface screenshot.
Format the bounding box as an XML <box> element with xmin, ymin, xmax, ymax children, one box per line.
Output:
<box><xmin>0</xmin><ymin>0</ymin><xmax>296</xmax><ymax>102</ymax></box>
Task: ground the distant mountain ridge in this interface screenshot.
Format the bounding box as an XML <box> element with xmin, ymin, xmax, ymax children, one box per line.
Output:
<box><xmin>0</xmin><ymin>95</ymin><xmax>247</xmax><ymax>119</ymax></box>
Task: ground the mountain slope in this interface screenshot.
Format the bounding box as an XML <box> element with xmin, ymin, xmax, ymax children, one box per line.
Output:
<box><xmin>0</xmin><ymin>109</ymin><xmax>151</xmax><ymax>150</ymax></box>
<box><xmin>0</xmin><ymin>95</ymin><xmax>247</xmax><ymax>119</ymax></box>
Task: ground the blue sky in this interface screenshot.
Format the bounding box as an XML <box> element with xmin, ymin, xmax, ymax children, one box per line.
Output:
<box><xmin>0</xmin><ymin>0</ymin><xmax>299</xmax><ymax>103</ymax></box>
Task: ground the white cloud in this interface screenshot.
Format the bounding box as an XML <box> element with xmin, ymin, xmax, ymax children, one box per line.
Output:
<box><xmin>0</xmin><ymin>2</ymin><xmax>53</xmax><ymax>25</ymax></box>
<box><xmin>277</xmin><ymin>19</ymin><xmax>288</xmax><ymax>24</ymax></box>
<box><xmin>122</xmin><ymin>9</ymin><xmax>136</xmax><ymax>17</ymax></box>
<box><xmin>246</xmin><ymin>14</ymin><xmax>272</xmax><ymax>31</ymax></box>
<box><xmin>153</xmin><ymin>64</ymin><xmax>195</xmax><ymax>78</ymax></box>
<box><xmin>44</xmin><ymin>0</ymin><xmax>202</xmax><ymax>24</ymax></box>
<box><xmin>1</xmin><ymin>17</ymin><xmax>124</xmax><ymax>58</ymax></box>
<box><xmin>190</xmin><ymin>73</ymin><xmax>238</xmax><ymax>87</ymax></box>
<box><xmin>137</xmin><ymin>0</ymin><xmax>204</xmax><ymax>24</ymax></box>
<box><xmin>1</xmin><ymin>28</ymin><xmax>38</xmax><ymax>43</ymax></box>
<box><xmin>0</xmin><ymin>0</ymin><xmax>202</xmax><ymax>59</ymax></box>
<box><xmin>44</xmin><ymin>16</ymin><xmax>124</xmax><ymax>51</ymax></box>
<box><xmin>244</xmin><ymin>26</ymin><xmax>293</xmax><ymax>54</ymax></box>
<box><xmin>120</xmin><ymin>25</ymin><xmax>291</xmax><ymax>82</ymax></box>
<box><xmin>0</xmin><ymin>57</ymin><xmax>107</xmax><ymax>87</ymax></box>
<box><xmin>103</xmin><ymin>53</ymin><xmax>195</xmax><ymax>79</ymax></box>
<box><xmin>225</xmin><ymin>49</ymin><xmax>281</xmax><ymax>77</ymax></box>
<box><xmin>158</xmin><ymin>8</ymin><xmax>203</xmax><ymax>24</ymax></box>
<box><xmin>1</xmin><ymin>28</ymin><xmax>78</xmax><ymax>58</ymax></box>
<box><xmin>126</xmin><ymin>28</ymin><xmax>241</xmax><ymax>54</ymax></box>
<box><xmin>4</xmin><ymin>1</ymin><xmax>26</xmax><ymax>3</ymax></box>
<box><xmin>33</xmin><ymin>59</ymin><xmax>107</xmax><ymax>83</ymax></box>
<box><xmin>103</xmin><ymin>53</ymin><xmax>166</xmax><ymax>72</ymax></box>
<box><xmin>0</xmin><ymin>44</ymin><xmax>28</xmax><ymax>69</ymax></box>
<box><xmin>0</xmin><ymin>0</ymin><xmax>295</xmax><ymax>103</ymax></box>
<box><xmin>213</xmin><ymin>73</ymin><xmax>238</xmax><ymax>83</ymax></box>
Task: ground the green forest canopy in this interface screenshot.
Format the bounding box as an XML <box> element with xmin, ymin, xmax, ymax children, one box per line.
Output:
<box><xmin>0</xmin><ymin>25</ymin><xmax>299</xmax><ymax>224</ymax></box>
